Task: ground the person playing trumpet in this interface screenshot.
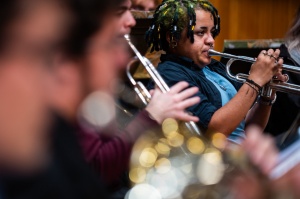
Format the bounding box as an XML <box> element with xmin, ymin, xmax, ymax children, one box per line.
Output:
<box><xmin>45</xmin><ymin>0</ymin><xmax>200</xmax><ymax>194</ymax></box>
<box><xmin>146</xmin><ymin>0</ymin><xmax>288</xmax><ymax>143</ymax></box>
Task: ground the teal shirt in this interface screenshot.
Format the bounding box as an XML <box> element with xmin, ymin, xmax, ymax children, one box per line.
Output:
<box><xmin>147</xmin><ymin>54</ymin><xmax>244</xmax><ymax>143</ymax></box>
<box><xmin>203</xmin><ymin>66</ymin><xmax>246</xmax><ymax>143</ymax></box>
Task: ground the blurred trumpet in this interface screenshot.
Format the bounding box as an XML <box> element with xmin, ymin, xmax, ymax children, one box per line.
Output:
<box><xmin>124</xmin><ymin>34</ymin><xmax>201</xmax><ymax>136</ymax></box>
<box><xmin>208</xmin><ymin>49</ymin><xmax>300</xmax><ymax>97</ymax></box>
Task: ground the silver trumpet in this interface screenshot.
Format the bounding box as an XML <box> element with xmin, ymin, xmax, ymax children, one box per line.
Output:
<box><xmin>124</xmin><ymin>34</ymin><xmax>202</xmax><ymax>136</ymax></box>
<box><xmin>208</xmin><ymin>49</ymin><xmax>300</xmax><ymax>96</ymax></box>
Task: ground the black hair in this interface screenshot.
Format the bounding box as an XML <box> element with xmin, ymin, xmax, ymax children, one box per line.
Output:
<box><xmin>145</xmin><ymin>0</ymin><xmax>220</xmax><ymax>52</ymax></box>
<box><xmin>0</xmin><ymin>1</ymin><xmax>22</xmax><ymax>52</ymax></box>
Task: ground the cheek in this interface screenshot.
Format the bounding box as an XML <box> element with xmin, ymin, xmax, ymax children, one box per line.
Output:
<box><xmin>115</xmin><ymin>47</ymin><xmax>131</xmax><ymax>70</ymax></box>
<box><xmin>87</xmin><ymin>51</ymin><xmax>119</xmax><ymax>91</ymax></box>
<box><xmin>194</xmin><ymin>38</ymin><xmax>211</xmax><ymax>63</ymax></box>
<box><xmin>117</xmin><ymin>17</ymin><xmax>127</xmax><ymax>34</ymax></box>
<box><xmin>0</xmin><ymin>66</ymin><xmax>48</xmax><ymax>164</ymax></box>
<box><xmin>194</xmin><ymin>37</ymin><xmax>205</xmax><ymax>49</ymax></box>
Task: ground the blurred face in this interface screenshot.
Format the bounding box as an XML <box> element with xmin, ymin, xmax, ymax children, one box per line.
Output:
<box><xmin>131</xmin><ymin>0</ymin><xmax>157</xmax><ymax>11</ymax></box>
<box><xmin>113</xmin><ymin>0</ymin><xmax>137</xmax><ymax>75</ymax></box>
<box><xmin>171</xmin><ymin>9</ymin><xmax>215</xmax><ymax>68</ymax></box>
<box><xmin>0</xmin><ymin>1</ymin><xmax>70</xmax><ymax>172</ymax></box>
<box><xmin>83</xmin><ymin>0</ymin><xmax>136</xmax><ymax>94</ymax></box>
<box><xmin>115</xmin><ymin>0</ymin><xmax>136</xmax><ymax>35</ymax></box>
<box><xmin>84</xmin><ymin>17</ymin><xmax>124</xmax><ymax>94</ymax></box>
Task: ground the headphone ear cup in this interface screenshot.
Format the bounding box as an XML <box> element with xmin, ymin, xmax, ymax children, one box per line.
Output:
<box><xmin>212</xmin><ymin>6</ymin><xmax>220</xmax><ymax>37</ymax></box>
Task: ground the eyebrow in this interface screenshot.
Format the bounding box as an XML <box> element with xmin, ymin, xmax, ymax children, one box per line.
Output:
<box><xmin>116</xmin><ymin>6</ymin><xmax>128</xmax><ymax>13</ymax></box>
<box><xmin>198</xmin><ymin>27</ymin><xmax>208</xmax><ymax>30</ymax></box>
<box><xmin>198</xmin><ymin>26</ymin><xmax>215</xmax><ymax>31</ymax></box>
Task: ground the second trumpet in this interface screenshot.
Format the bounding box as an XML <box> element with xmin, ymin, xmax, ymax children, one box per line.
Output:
<box><xmin>124</xmin><ymin>34</ymin><xmax>202</xmax><ymax>136</ymax></box>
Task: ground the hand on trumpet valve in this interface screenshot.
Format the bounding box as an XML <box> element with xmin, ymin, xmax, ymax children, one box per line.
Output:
<box><xmin>248</xmin><ymin>49</ymin><xmax>283</xmax><ymax>87</ymax></box>
<box><xmin>145</xmin><ymin>81</ymin><xmax>200</xmax><ymax>124</ymax></box>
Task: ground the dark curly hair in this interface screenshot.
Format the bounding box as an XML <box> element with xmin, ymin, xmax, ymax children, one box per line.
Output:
<box><xmin>145</xmin><ymin>0</ymin><xmax>220</xmax><ymax>52</ymax></box>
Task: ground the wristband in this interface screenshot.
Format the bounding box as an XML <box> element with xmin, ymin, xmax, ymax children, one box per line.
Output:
<box><xmin>244</xmin><ymin>82</ymin><xmax>260</xmax><ymax>95</ymax></box>
<box><xmin>245</xmin><ymin>79</ymin><xmax>262</xmax><ymax>90</ymax></box>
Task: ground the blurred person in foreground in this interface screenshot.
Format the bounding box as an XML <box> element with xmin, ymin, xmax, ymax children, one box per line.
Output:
<box><xmin>146</xmin><ymin>0</ymin><xmax>287</xmax><ymax>144</ymax></box>
<box><xmin>0</xmin><ymin>0</ymin><xmax>109</xmax><ymax>199</ymax></box>
<box><xmin>265</xmin><ymin>6</ymin><xmax>300</xmax><ymax>137</ymax></box>
<box><xmin>210</xmin><ymin>121</ymin><xmax>299</xmax><ymax>199</ymax></box>
<box><xmin>0</xmin><ymin>0</ymin><xmax>68</xmax><ymax>180</ymax></box>
<box><xmin>241</xmin><ymin>120</ymin><xmax>300</xmax><ymax>199</ymax></box>
<box><xmin>47</xmin><ymin>0</ymin><xmax>200</xmax><ymax>195</ymax></box>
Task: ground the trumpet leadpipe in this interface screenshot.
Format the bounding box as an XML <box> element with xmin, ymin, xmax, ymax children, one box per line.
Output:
<box><xmin>208</xmin><ymin>49</ymin><xmax>300</xmax><ymax>74</ymax></box>
<box><xmin>124</xmin><ymin>34</ymin><xmax>202</xmax><ymax>136</ymax></box>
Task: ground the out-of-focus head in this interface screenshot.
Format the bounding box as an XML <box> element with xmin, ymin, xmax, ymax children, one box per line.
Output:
<box><xmin>0</xmin><ymin>0</ymin><xmax>71</xmax><ymax>173</ymax></box>
<box><xmin>145</xmin><ymin>0</ymin><xmax>220</xmax><ymax>67</ymax></box>
<box><xmin>117</xmin><ymin>0</ymin><xmax>137</xmax><ymax>35</ymax></box>
<box><xmin>55</xmin><ymin>0</ymin><xmax>136</xmax><ymax>96</ymax></box>
<box><xmin>131</xmin><ymin>0</ymin><xmax>159</xmax><ymax>11</ymax></box>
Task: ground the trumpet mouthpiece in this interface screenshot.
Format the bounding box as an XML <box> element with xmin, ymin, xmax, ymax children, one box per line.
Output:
<box><xmin>124</xmin><ymin>34</ymin><xmax>130</xmax><ymax>41</ymax></box>
<box><xmin>208</xmin><ymin>49</ymin><xmax>220</xmax><ymax>56</ymax></box>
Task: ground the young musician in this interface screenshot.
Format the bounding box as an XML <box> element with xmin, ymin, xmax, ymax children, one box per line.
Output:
<box><xmin>146</xmin><ymin>0</ymin><xmax>287</xmax><ymax>143</ymax></box>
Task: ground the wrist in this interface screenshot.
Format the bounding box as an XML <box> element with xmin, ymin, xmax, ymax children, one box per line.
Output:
<box><xmin>145</xmin><ymin>107</ymin><xmax>162</xmax><ymax>124</ymax></box>
<box><xmin>247</xmin><ymin>75</ymin><xmax>264</xmax><ymax>87</ymax></box>
<box><xmin>244</xmin><ymin>78</ymin><xmax>262</xmax><ymax>95</ymax></box>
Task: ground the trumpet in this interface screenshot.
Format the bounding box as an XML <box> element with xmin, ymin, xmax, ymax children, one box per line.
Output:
<box><xmin>124</xmin><ymin>34</ymin><xmax>202</xmax><ymax>136</ymax></box>
<box><xmin>208</xmin><ymin>49</ymin><xmax>300</xmax><ymax>96</ymax></box>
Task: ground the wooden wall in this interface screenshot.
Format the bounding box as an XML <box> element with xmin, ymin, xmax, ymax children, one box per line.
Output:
<box><xmin>209</xmin><ymin>0</ymin><xmax>300</xmax><ymax>53</ymax></box>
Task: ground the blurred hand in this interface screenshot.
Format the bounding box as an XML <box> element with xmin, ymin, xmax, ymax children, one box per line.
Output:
<box><xmin>249</xmin><ymin>49</ymin><xmax>283</xmax><ymax>87</ymax></box>
<box><xmin>272</xmin><ymin>164</ymin><xmax>300</xmax><ymax>198</ymax></box>
<box><xmin>243</xmin><ymin>125</ymin><xmax>278</xmax><ymax>175</ymax></box>
<box><xmin>145</xmin><ymin>81</ymin><xmax>200</xmax><ymax>124</ymax></box>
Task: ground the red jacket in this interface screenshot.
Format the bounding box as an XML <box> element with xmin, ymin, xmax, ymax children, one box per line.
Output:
<box><xmin>77</xmin><ymin>110</ymin><xmax>158</xmax><ymax>187</ymax></box>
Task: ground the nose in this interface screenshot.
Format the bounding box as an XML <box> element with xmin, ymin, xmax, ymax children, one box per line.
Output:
<box><xmin>124</xmin><ymin>11</ymin><xmax>136</xmax><ymax>29</ymax></box>
<box><xmin>205</xmin><ymin>33</ymin><xmax>215</xmax><ymax>47</ymax></box>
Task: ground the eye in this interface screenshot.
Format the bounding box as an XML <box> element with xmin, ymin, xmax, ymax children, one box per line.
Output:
<box><xmin>211</xmin><ymin>30</ymin><xmax>217</xmax><ymax>38</ymax></box>
<box><xmin>115</xmin><ymin>10</ymin><xmax>125</xmax><ymax>16</ymax></box>
<box><xmin>195</xmin><ymin>31</ymin><xmax>205</xmax><ymax>36</ymax></box>
<box><xmin>115</xmin><ymin>7</ymin><xmax>127</xmax><ymax>16</ymax></box>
